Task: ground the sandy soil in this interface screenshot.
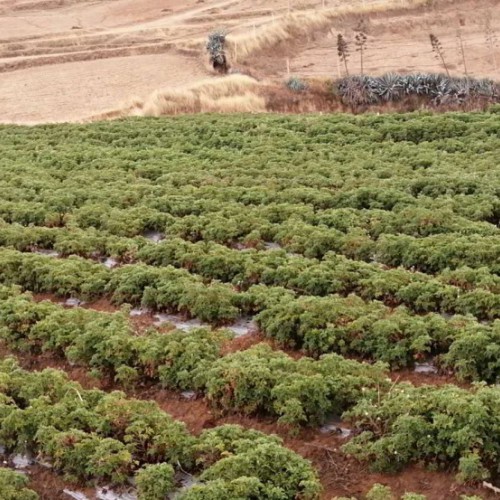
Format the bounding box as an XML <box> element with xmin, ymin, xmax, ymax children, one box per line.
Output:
<box><xmin>0</xmin><ymin>52</ymin><xmax>207</xmax><ymax>123</ymax></box>
<box><xmin>1</xmin><ymin>0</ymin><xmax>498</xmax><ymax>123</ymax></box>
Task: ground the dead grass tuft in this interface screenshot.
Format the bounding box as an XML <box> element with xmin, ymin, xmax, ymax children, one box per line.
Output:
<box><xmin>89</xmin><ymin>74</ymin><xmax>265</xmax><ymax>119</ymax></box>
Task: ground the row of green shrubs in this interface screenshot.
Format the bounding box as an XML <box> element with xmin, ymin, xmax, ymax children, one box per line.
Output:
<box><xmin>0</xmin><ymin>357</ymin><xmax>321</xmax><ymax>499</ymax></box>
<box><xmin>0</xmin><ymin>250</ymin><xmax>498</xmax><ymax>380</ymax></box>
<box><xmin>0</xmin><ymin>287</ymin><xmax>388</xmax><ymax>426</ymax></box>
<box><xmin>2</xmin><ymin>288</ymin><xmax>500</xmax><ymax>483</ymax></box>
<box><xmin>0</xmin><ymin>223</ymin><xmax>498</xmax><ymax>320</ymax></box>
<box><xmin>1</xmin><ymin>198</ymin><xmax>500</xmax><ymax>273</ymax></box>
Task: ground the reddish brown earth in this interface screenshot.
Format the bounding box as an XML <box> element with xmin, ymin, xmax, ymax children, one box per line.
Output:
<box><xmin>5</xmin><ymin>293</ymin><xmax>489</xmax><ymax>499</ymax></box>
<box><xmin>1</xmin><ymin>343</ymin><xmax>493</xmax><ymax>500</ymax></box>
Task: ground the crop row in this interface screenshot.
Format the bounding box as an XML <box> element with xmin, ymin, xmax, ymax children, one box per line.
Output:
<box><xmin>0</xmin><ymin>357</ymin><xmax>320</xmax><ymax>499</ymax></box>
<box><xmin>0</xmin><ymin>286</ymin><xmax>388</xmax><ymax>426</ymax></box>
<box><xmin>0</xmin><ymin>466</ymin><xmax>479</xmax><ymax>500</ymax></box>
<box><xmin>1</xmin><ymin>115</ymin><xmax>499</xmax><ymax>234</ymax></box>
<box><xmin>0</xmin><ymin>250</ymin><xmax>498</xmax><ymax>375</ymax></box>
<box><xmin>1</xmin><ymin>196</ymin><xmax>498</xmax><ymax>239</ymax></box>
<box><xmin>0</xmin><ymin>226</ymin><xmax>498</xmax><ymax>320</ymax></box>
<box><xmin>1</xmin><ymin>301</ymin><xmax>499</xmax><ymax>485</ymax></box>
<box><xmin>1</xmin><ymin>286</ymin><xmax>500</xmax><ymax>428</ymax></box>
<box><xmin>0</xmin><ymin>207</ymin><xmax>499</xmax><ymax>274</ymax></box>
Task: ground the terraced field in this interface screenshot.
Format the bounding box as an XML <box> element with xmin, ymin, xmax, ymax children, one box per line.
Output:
<box><xmin>0</xmin><ymin>111</ymin><xmax>499</xmax><ymax>499</ymax></box>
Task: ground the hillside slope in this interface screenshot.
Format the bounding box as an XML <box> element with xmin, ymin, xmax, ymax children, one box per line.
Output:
<box><xmin>0</xmin><ymin>0</ymin><xmax>498</xmax><ymax>123</ymax></box>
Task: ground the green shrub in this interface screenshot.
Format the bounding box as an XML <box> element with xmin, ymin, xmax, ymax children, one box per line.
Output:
<box><xmin>0</xmin><ymin>468</ymin><xmax>39</xmax><ymax>500</ymax></box>
<box><xmin>366</xmin><ymin>484</ymin><xmax>394</xmax><ymax>500</ymax></box>
<box><xmin>286</xmin><ymin>76</ymin><xmax>309</xmax><ymax>92</ymax></box>
<box><xmin>136</xmin><ymin>463</ymin><xmax>175</xmax><ymax>500</ymax></box>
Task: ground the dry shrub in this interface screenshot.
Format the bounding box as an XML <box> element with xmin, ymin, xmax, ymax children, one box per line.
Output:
<box><xmin>200</xmin><ymin>93</ymin><xmax>265</xmax><ymax>113</ymax></box>
<box><xmin>92</xmin><ymin>75</ymin><xmax>265</xmax><ymax>119</ymax></box>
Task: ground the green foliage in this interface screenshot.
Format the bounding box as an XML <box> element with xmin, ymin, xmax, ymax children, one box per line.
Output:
<box><xmin>0</xmin><ymin>468</ymin><xmax>39</xmax><ymax>500</ymax></box>
<box><xmin>136</xmin><ymin>463</ymin><xmax>175</xmax><ymax>500</ymax></box>
<box><xmin>0</xmin><ymin>359</ymin><xmax>319</xmax><ymax>498</ymax></box>
<box><xmin>0</xmin><ymin>111</ymin><xmax>499</xmax><ymax>495</ymax></box>
<box><xmin>204</xmin><ymin>344</ymin><xmax>388</xmax><ymax>426</ymax></box>
<box><xmin>178</xmin><ymin>478</ymin><xmax>259</xmax><ymax>499</ymax></box>
<box><xmin>456</xmin><ymin>453</ymin><xmax>490</xmax><ymax>483</ymax></box>
<box><xmin>366</xmin><ymin>484</ymin><xmax>394</xmax><ymax>500</ymax></box>
<box><xmin>139</xmin><ymin>328</ymin><xmax>230</xmax><ymax>389</ymax></box>
<box><xmin>0</xmin><ymin>290</ymin><xmax>229</xmax><ymax>386</ymax></box>
<box><xmin>37</xmin><ymin>428</ymin><xmax>132</xmax><ymax>483</ymax></box>
<box><xmin>188</xmin><ymin>425</ymin><xmax>321</xmax><ymax>498</ymax></box>
<box><xmin>443</xmin><ymin>321</ymin><xmax>500</xmax><ymax>383</ymax></box>
<box><xmin>193</xmin><ymin>425</ymin><xmax>282</xmax><ymax>468</ymax></box>
<box><xmin>342</xmin><ymin>383</ymin><xmax>500</xmax><ymax>480</ymax></box>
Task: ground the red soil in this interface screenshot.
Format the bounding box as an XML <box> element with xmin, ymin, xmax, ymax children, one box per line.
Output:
<box><xmin>0</xmin><ymin>299</ymin><xmax>492</xmax><ymax>500</ymax></box>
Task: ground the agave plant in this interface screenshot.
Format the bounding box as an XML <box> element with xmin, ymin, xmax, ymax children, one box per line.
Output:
<box><xmin>373</xmin><ymin>73</ymin><xmax>404</xmax><ymax>102</ymax></box>
<box><xmin>286</xmin><ymin>77</ymin><xmax>309</xmax><ymax>92</ymax></box>
<box><xmin>336</xmin><ymin>73</ymin><xmax>500</xmax><ymax>106</ymax></box>
<box><xmin>337</xmin><ymin>75</ymin><xmax>377</xmax><ymax>105</ymax></box>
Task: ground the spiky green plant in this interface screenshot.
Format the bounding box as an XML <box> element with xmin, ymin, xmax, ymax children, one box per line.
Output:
<box><xmin>286</xmin><ymin>76</ymin><xmax>309</xmax><ymax>92</ymax></box>
<box><xmin>337</xmin><ymin>73</ymin><xmax>499</xmax><ymax>106</ymax></box>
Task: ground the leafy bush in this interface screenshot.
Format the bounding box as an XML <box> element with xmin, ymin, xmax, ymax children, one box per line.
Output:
<box><xmin>366</xmin><ymin>484</ymin><xmax>394</xmax><ymax>500</ymax></box>
<box><xmin>0</xmin><ymin>359</ymin><xmax>320</xmax><ymax>498</ymax></box>
<box><xmin>0</xmin><ymin>468</ymin><xmax>39</xmax><ymax>500</ymax></box>
<box><xmin>204</xmin><ymin>344</ymin><xmax>388</xmax><ymax>426</ymax></box>
<box><xmin>343</xmin><ymin>384</ymin><xmax>500</xmax><ymax>480</ymax></box>
<box><xmin>136</xmin><ymin>463</ymin><xmax>175</xmax><ymax>500</ymax></box>
<box><xmin>193</xmin><ymin>426</ymin><xmax>321</xmax><ymax>500</ymax></box>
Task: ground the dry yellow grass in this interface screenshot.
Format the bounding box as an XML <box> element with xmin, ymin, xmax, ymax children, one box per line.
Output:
<box><xmin>89</xmin><ymin>74</ymin><xmax>265</xmax><ymax>120</ymax></box>
<box><xmin>227</xmin><ymin>0</ymin><xmax>437</xmax><ymax>62</ymax></box>
<box><xmin>178</xmin><ymin>0</ymin><xmax>439</xmax><ymax>64</ymax></box>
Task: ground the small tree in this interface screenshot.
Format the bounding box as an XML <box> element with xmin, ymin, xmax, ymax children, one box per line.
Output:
<box><xmin>430</xmin><ymin>34</ymin><xmax>450</xmax><ymax>76</ymax></box>
<box><xmin>206</xmin><ymin>30</ymin><xmax>229</xmax><ymax>74</ymax></box>
<box><xmin>337</xmin><ymin>34</ymin><xmax>350</xmax><ymax>76</ymax></box>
